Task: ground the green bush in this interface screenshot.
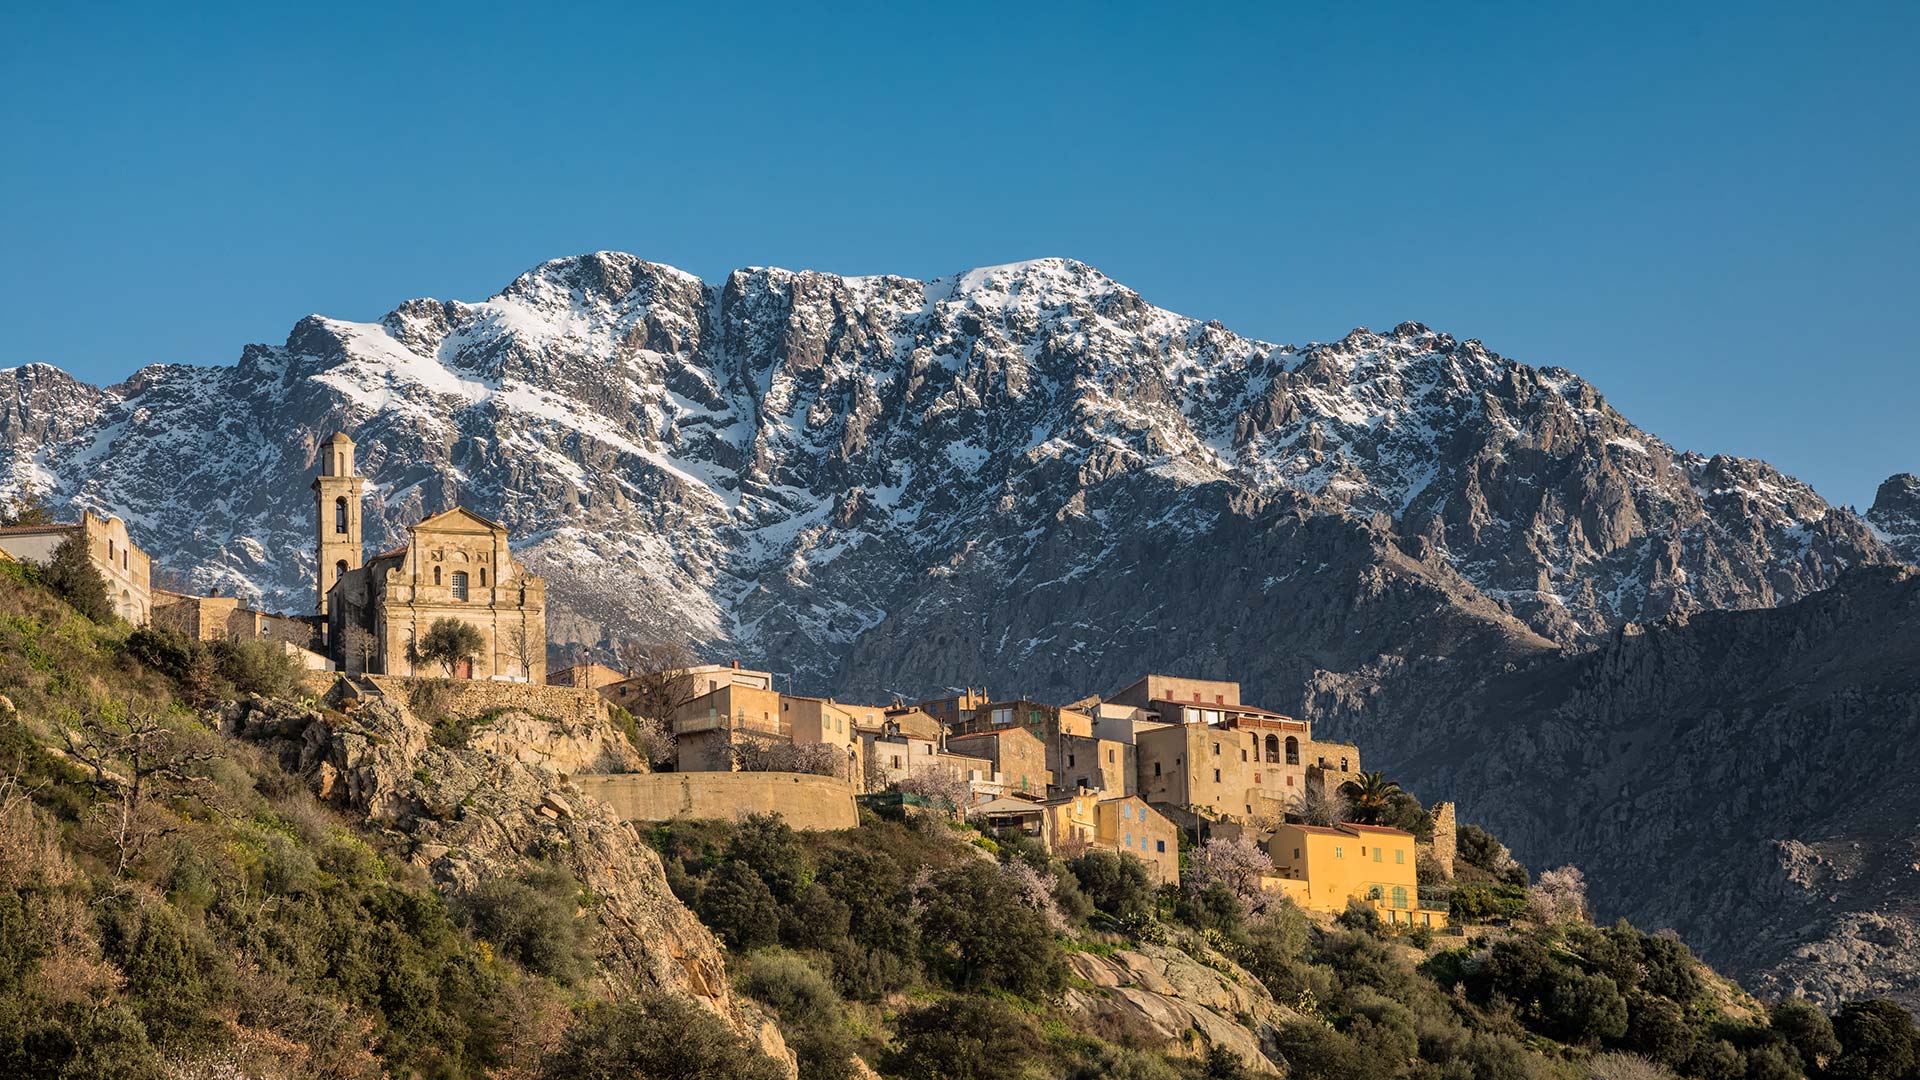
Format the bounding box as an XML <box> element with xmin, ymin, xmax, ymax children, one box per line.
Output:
<box><xmin>459</xmin><ymin>865</ymin><xmax>592</xmax><ymax>984</ymax></box>
<box><xmin>1827</xmin><ymin>999</ymin><xmax>1919</xmax><ymax>1080</ymax></box>
<box><xmin>915</xmin><ymin>862</ymin><xmax>1065</xmax><ymax>999</ymax></box>
<box><xmin>543</xmin><ymin>992</ymin><xmax>787</xmax><ymax>1080</ymax></box>
<box><xmin>741</xmin><ymin>951</ymin><xmax>856</xmax><ymax>1080</ymax></box>
<box><xmin>1066</xmin><ymin>849</ymin><xmax>1157</xmax><ymax>924</ymax></box>
<box><xmin>210</xmin><ymin>636</ymin><xmax>302</xmax><ymax>698</ymax></box>
<box><xmin>883</xmin><ymin>997</ymin><xmax>1045</xmax><ymax>1080</ymax></box>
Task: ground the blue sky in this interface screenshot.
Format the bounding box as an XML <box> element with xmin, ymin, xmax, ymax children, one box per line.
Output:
<box><xmin>3</xmin><ymin>2</ymin><xmax>1914</xmax><ymax>507</ymax></box>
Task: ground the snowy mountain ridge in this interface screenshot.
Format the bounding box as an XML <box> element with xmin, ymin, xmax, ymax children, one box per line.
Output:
<box><xmin>0</xmin><ymin>251</ymin><xmax>1896</xmax><ymax>689</ymax></box>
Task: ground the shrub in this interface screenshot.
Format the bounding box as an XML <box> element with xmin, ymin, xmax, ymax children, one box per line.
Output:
<box><xmin>1067</xmin><ymin>850</ymin><xmax>1158</xmax><ymax>924</ymax></box>
<box><xmin>883</xmin><ymin>997</ymin><xmax>1045</xmax><ymax>1080</ymax></box>
<box><xmin>459</xmin><ymin>865</ymin><xmax>591</xmax><ymax>983</ymax></box>
<box><xmin>1457</xmin><ymin>824</ymin><xmax>1528</xmax><ymax>886</ymax></box>
<box><xmin>699</xmin><ymin>860</ymin><xmax>780</xmax><ymax>951</ymax></box>
<box><xmin>1624</xmin><ymin>991</ymin><xmax>1695</xmax><ymax>1066</ymax></box>
<box><xmin>915</xmin><ymin>861</ymin><xmax>1065</xmax><ymax>999</ymax></box>
<box><xmin>1827</xmin><ymin>999</ymin><xmax>1919</xmax><ymax>1080</ymax></box>
<box><xmin>1586</xmin><ymin>1052</ymin><xmax>1675</xmax><ymax>1080</ymax></box>
<box><xmin>543</xmin><ymin>992</ymin><xmax>787</xmax><ymax>1080</ymax></box>
<box><xmin>741</xmin><ymin>951</ymin><xmax>855</xmax><ymax>1080</ymax></box>
<box><xmin>210</xmin><ymin>637</ymin><xmax>301</xmax><ymax>699</ymax></box>
<box><xmin>1769</xmin><ymin>997</ymin><xmax>1839</xmax><ymax>1069</ymax></box>
<box><xmin>1544</xmin><ymin>971</ymin><xmax>1627</xmax><ymax>1044</ymax></box>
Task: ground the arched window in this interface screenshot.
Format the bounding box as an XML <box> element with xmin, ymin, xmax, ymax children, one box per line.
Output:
<box><xmin>479</xmin><ymin>567</ymin><xmax>487</xmax><ymax>587</ymax></box>
<box><xmin>1341</xmin><ymin>757</ymin><xmax>1349</xmax><ymax>772</ymax></box>
<box><xmin>108</xmin><ymin>540</ymin><xmax>115</xmax><ymax>560</ymax></box>
<box><xmin>335</xmin><ymin>559</ymin><xmax>347</xmax><ymax>582</ymax></box>
<box><xmin>1391</xmin><ymin>885</ymin><xmax>1408</xmax><ymax>910</ymax></box>
<box><xmin>450</xmin><ymin>570</ymin><xmax>468</xmax><ymax>601</ymax></box>
<box><xmin>433</xmin><ymin>566</ymin><xmax>441</xmax><ymax>585</ymax></box>
<box><xmin>334</xmin><ymin>497</ymin><xmax>348</xmax><ymax>534</ymax></box>
<box><xmin>1264</xmin><ymin>734</ymin><xmax>1279</xmax><ymax>763</ymax></box>
<box><xmin>1285</xmin><ymin>735</ymin><xmax>1299</xmax><ymax>766</ymax></box>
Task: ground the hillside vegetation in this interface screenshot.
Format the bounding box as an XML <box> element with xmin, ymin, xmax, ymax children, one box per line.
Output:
<box><xmin>1</xmin><ymin>561</ymin><xmax>1917</xmax><ymax>1079</ymax></box>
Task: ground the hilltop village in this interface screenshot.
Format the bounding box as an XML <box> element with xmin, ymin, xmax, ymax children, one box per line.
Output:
<box><xmin>0</xmin><ymin>430</ymin><xmax>1453</xmax><ymax>928</ymax></box>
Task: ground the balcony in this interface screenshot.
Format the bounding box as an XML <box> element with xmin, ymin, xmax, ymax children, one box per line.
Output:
<box><xmin>673</xmin><ymin>711</ymin><xmax>790</xmax><ymax>738</ymax></box>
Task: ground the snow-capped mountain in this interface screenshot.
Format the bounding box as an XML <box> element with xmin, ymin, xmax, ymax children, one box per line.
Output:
<box><xmin>0</xmin><ymin>252</ymin><xmax>1893</xmax><ymax>694</ymax></box>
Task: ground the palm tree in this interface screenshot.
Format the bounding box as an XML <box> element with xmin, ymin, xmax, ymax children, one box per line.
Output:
<box><xmin>1339</xmin><ymin>771</ymin><xmax>1402</xmax><ymax>825</ymax></box>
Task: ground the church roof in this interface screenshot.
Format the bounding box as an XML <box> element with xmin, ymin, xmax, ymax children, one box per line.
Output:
<box><xmin>322</xmin><ymin>431</ymin><xmax>355</xmax><ymax>446</ymax></box>
<box><xmin>410</xmin><ymin>505</ymin><xmax>509</xmax><ymax>535</ymax></box>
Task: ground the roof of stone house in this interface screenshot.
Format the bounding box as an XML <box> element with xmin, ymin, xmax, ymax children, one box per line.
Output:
<box><xmin>1339</xmin><ymin>823</ymin><xmax>1413</xmax><ymax>836</ymax></box>
<box><xmin>968</xmin><ymin>796</ymin><xmax>1048</xmax><ymax>816</ymax></box>
<box><xmin>0</xmin><ymin>522</ymin><xmax>80</xmax><ymax>534</ymax></box>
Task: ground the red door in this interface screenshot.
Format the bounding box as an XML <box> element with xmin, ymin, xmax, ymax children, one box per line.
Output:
<box><xmin>455</xmin><ymin>658</ymin><xmax>474</xmax><ymax>680</ymax></box>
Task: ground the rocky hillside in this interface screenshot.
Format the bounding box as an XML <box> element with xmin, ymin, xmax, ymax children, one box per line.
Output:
<box><xmin>1314</xmin><ymin>565</ymin><xmax>1920</xmax><ymax>1014</ymax></box>
<box><xmin>0</xmin><ymin>252</ymin><xmax>1893</xmax><ymax>690</ymax></box>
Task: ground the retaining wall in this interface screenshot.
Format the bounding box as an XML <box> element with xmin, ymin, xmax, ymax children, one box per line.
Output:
<box><xmin>572</xmin><ymin>771</ymin><xmax>858</xmax><ymax>831</ymax></box>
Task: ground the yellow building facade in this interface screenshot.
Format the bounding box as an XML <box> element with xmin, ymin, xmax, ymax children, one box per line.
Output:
<box><xmin>1266</xmin><ymin>823</ymin><xmax>1446</xmax><ymax>928</ymax></box>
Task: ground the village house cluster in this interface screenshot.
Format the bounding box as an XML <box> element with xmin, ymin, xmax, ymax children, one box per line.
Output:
<box><xmin>555</xmin><ymin>661</ymin><xmax>1451</xmax><ymax>925</ymax></box>
<box><xmin>7</xmin><ymin>429</ymin><xmax>1447</xmax><ymax>926</ymax></box>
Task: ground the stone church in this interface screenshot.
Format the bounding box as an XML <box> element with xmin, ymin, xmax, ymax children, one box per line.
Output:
<box><xmin>315</xmin><ymin>432</ymin><xmax>548</xmax><ymax>681</ymax></box>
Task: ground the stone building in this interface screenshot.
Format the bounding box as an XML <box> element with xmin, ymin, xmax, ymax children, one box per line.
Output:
<box><xmin>0</xmin><ymin>510</ymin><xmax>152</xmax><ymax>622</ymax></box>
<box><xmin>971</xmin><ymin>790</ymin><xmax>1181</xmax><ymax>884</ymax></box>
<box><xmin>947</xmin><ymin>725</ymin><xmax>1051</xmax><ymax>799</ymax></box>
<box><xmin>317</xmin><ymin>433</ymin><xmax>547</xmax><ymax>681</ymax></box>
<box><xmin>1120</xmin><ymin>676</ymin><xmax>1360</xmax><ymax>840</ymax></box>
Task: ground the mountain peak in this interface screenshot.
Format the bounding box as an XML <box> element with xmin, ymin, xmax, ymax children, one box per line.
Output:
<box><xmin>1868</xmin><ymin>472</ymin><xmax>1920</xmax><ymax>562</ymax></box>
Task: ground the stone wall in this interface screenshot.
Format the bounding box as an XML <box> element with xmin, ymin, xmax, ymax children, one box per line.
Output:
<box><xmin>304</xmin><ymin>672</ymin><xmax>611</xmax><ymax>727</ymax></box>
<box><xmin>1429</xmin><ymin>800</ymin><xmax>1458</xmax><ymax>878</ymax></box>
<box><xmin>572</xmin><ymin>771</ymin><xmax>858</xmax><ymax>831</ymax></box>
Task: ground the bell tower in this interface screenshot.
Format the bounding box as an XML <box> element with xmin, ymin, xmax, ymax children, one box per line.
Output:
<box><xmin>312</xmin><ymin>431</ymin><xmax>368</xmax><ymax>615</ymax></box>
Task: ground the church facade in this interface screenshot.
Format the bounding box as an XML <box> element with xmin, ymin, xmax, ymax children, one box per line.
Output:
<box><xmin>316</xmin><ymin>432</ymin><xmax>547</xmax><ymax>681</ymax></box>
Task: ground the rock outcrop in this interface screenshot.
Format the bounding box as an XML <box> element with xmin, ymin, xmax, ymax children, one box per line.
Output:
<box><xmin>1869</xmin><ymin>473</ymin><xmax>1920</xmax><ymax>563</ymax></box>
<box><xmin>218</xmin><ymin>691</ymin><xmax>787</xmax><ymax>1062</ymax></box>
<box><xmin>1065</xmin><ymin>941</ymin><xmax>1299</xmax><ymax>1072</ymax></box>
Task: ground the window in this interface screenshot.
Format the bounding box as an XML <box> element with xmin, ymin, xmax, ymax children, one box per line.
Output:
<box><xmin>1374</xmin><ymin>847</ymin><xmax>1383</xmax><ymax>862</ymax></box>
<box><xmin>433</xmin><ymin>567</ymin><xmax>442</xmax><ymax>585</ymax></box>
<box><xmin>335</xmin><ymin>559</ymin><xmax>347</xmax><ymax>582</ymax></box>
<box><xmin>1154</xmin><ymin>762</ymin><xmax>1161</xmax><ymax>777</ymax></box>
<box><xmin>1264</xmin><ymin>734</ymin><xmax>1279</xmax><ymax>763</ymax></box>
<box><xmin>1395</xmin><ymin>849</ymin><xmax>1405</xmax><ymax>864</ymax></box>
<box><xmin>1107</xmin><ymin>748</ymin><xmax>1115</xmax><ymax>763</ymax></box>
<box><xmin>450</xmin><ymin>571</ymin><xmax>469</xmax><ymax>600</ymax></box>
<box><xmin>1391</xmin><ymin>885</ymin><xmax>1408</xmax><ymax>909</ymax></box>
<box><xmin>1067</xmin><ymin>753</ymin><xmax>1075</xmax><ymax>768</ymax></box>
<box><xmin>1124</xmin><ymin>832</ymin><xmax>1132</xmax><ymax>847</ymax></box>
<box><xmin>1285</xmin><ymin>736</ymin><xmax>1299</xmax><ymax>765</ymax></box>
<box><xmin>891</xmin><ymin>755</ymin><xmax>901</xmax><ymax>768</ymax></box>
<box><xmin>108</xmin><ymin>540</ymin><xmax>114</xmax><ymax>560</ymax></box>
<box><xmin>1335</xmin><ymin>846</ymin><xmax>1344</xmax><ymax>860</ymax></box>
<box><xmin>1212</xmin><ymin>769</ymin><xmax>1220</xmax><ymax>782</ymax></box>
<box><xmin>1341</xmin><ymin>758</ymin><xmax>1349</xmax><ymax>771</ymax></box>
<box><xmin>1286</xmin><ymin>775</ymin><xmax>1295</xmax><ymax>787</ymax></box>
<box><xmin>1241</xmin><ymin>749</ymin><xmax>1248</xmax><ymax>761</ymax></box>
<box><xmin>479</xmin><ymin>567</ymin><xmax>487</xmax><ymax>586</ymax></box>
<box><xmin>1292</xmin><ymin>847</ymin><xmax>1301</xmax><ymax>859</ymax></box>
<box><xmin>1254</xmin><ymin>773</ymin><xmax>1262</xmax><ymax>784</ymax></box>
<box><xmin>1212</xmin><ymin>742</ymin><xmax>1220</xmax><ymax>756</ymax></box>
<box><xmin>334</xmin><ymin>496</ymin><xmax>348</xmax><ymax>534</ymax></box>
<box><xmin>1156</xmin><ymin>840</ymin><xmax>1166</xmax><ymax>853</ymax></box>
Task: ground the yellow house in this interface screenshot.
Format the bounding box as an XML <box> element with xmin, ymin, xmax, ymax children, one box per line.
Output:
<box><xmin>1266</xmin><ymin>823</ymin><xmax>1447</xmax><ymax>928</ymax></box>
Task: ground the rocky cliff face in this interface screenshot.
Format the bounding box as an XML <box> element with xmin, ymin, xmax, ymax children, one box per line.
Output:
<box><xmin>1312</xmin><ymin>565</ymin><xmax>1920</xmax><ymax>1013</ymax></box>
<box><xmin>1869</xmin><ymin>473</ymin><xmax>1920</xmax><ymax>563</ymax></box>
<box><xmin>219</xmin><ymin>690</ymin><xmax>788</xmax><ymax>1060</ymax></box>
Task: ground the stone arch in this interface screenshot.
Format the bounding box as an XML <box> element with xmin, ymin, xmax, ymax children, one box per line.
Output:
<box><xmin>1285</xmin><ymin>735</ymin><xmax>1299</xmax><ymax>766</ymax></box>
<box><xmin>1264</xmin><ymin>734</ymin><xmax>1279</xmax><ymax>763</ymax></box>
<box><xmin>334</xmin><ymin>496</ymin><xmax>348</xmax><ymax>534</ymax></box>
